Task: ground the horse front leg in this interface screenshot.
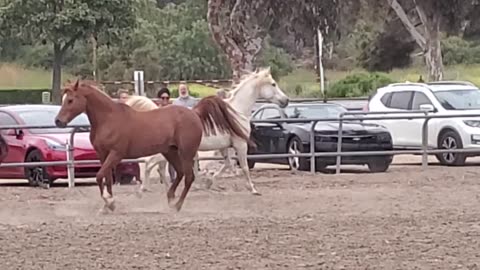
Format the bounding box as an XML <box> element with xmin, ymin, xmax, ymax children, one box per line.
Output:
<box><xmin>97</xmin><ymin>151</ymin><xmax>122</xmax><ymax>213</ymax></box>
<box><xmin>234</xmin><ymin>141</ymin><xmax>260</xmax><ymax>195</ymax></box>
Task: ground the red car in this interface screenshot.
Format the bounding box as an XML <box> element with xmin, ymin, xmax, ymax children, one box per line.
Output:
<box><xmin>0</xmin><ymin>105</ymin><xmax>140</xmax><ymax>186</ymax></box>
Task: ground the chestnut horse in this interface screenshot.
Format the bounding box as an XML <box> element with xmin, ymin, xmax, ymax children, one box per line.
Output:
<box><xmin>54</xmin><ymin>80</ymin><xmax>250</xmax><ymax>213</ymax></box>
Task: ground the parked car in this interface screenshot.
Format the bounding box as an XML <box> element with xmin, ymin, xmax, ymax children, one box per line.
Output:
<box><xmin>0</xmin><ymin>105</ymin><xmax>140</xmax><ymax>186</ymax></box>
<box><xmin>247</xmin><ymin>103</ymin><xmax>394</xmax><ymax>172</ymax></box>
<box><xmin>367</xmin><ymin>81</ymin><xmax>480</xmax><ymax>166</ymax></box>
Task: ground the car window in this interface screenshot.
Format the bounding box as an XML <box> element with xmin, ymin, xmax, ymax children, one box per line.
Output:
<box><xmin>252</xmin><ymin>109</ymin><xmax>263</xmax><ymax>120</ymax></box>
<box><xmin>380</xmin><ymin>92</ymin><xmax>392</xmax><ymax>106</ymax></box>
<box><xmin>260</xmin><ymin>108</ymin><xmax>281</xmax><ymax>119</ymax></box>
<box><xmin>389</xmin><ymin>91</ymin><xmax>413</xmax><ymax>109</ymax></box>
<box><xmin>411</xmin><ymin>92</ymin><xmax>432</xmax><ymax>110</ymax></box>
<box><xmin>0</xmin><ymin>112</ymin><xmax>18</xmax><ymax>135</ymax></box>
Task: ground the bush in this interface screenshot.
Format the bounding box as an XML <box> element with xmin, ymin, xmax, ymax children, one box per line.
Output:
<box><xmin>0</xmin><ymin>89</ymin><xmax>50</xmax><ymax>104</ymax></box>
<box><xmin>327</xmin><ymin>72</ymin><xmax>395</xmax><ymax>97</ymax></box>
<box><xmin>441</xmin><ymin>36</ymin><xmax>480</xmax><ymax>65</ymax></box>
<box><xmin>257</xmin><ymin>38</ymin><xmax>294</xmax><ymax>80</ymax></box>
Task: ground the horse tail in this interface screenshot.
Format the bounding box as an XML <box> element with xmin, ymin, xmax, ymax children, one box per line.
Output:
<box><xmin>0</xmin><ymin>134</ymin><xmax>8</xmax><ymax>163</ymax></box>
<box><xmin>193</xmin><ymin>96</ymin><xmax>256</xmax><ymax>147</ymax></box>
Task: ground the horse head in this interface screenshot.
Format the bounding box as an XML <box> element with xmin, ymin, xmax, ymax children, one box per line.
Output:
<box><xmin>55</xmin><ymin>79</ymin><xmax>88</xmax><ymax>128</ymax></box>
<box><xmin>254</xmin><ymin>67</ymin><xmax>289</xmax><ymax>108</ymax></box>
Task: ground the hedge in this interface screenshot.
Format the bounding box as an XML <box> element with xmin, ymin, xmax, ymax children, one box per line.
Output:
<box><xmin>0</xmin><ymin>89</ymin><xmax>50</xmax><ymax>104</ymax></box>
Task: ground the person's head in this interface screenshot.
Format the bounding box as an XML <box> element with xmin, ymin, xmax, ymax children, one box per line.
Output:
<box><xmin>117</xmin><ymin>88</ymin><xmax>130</xmax><ymax>103</ymax></box>
<box><xmin>178</xmin><ymin>83</ymin><xmax>189</xmax><ymax>98</ymax></box>
<box><xmin>157</xmin><ymin>87</ymin><xmax>171</xmax><ymax>106</ymax></box>
<box><xmin>216</xmin><ymin>88</ymin><xmax>228</xmax><ymax>99</ymax></box>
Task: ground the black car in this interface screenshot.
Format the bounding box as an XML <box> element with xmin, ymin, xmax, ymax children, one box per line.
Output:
<box><xmin>247</xmin><ymin>103</ymin><xmax>394</xmax><ymax>172</ymax></box>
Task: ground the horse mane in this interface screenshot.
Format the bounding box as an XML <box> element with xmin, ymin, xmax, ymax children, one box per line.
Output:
<box><xmin>228</xmin><ymin>67</ymin><xmax>272</xmax><ymax>100</ymax></box>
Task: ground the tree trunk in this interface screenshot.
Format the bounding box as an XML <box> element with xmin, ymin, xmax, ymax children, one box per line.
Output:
<box><xmin>388</xmin><ymin>0</ymin><xmax>444</xmax><ymax>81</ymax></box>
<box><xmin>207</xmin><ymin>0</ymin><xmax>265</xmax><ymax>83</ymax></box>
<box><xmin>415</xmin><ymin>4</ymin><xmax>443</xmax><ymax>81</ymax></box>
<box><xmin>52</xmin><ymin>43</ymin><xmax>63</xmax><ymax>105</ymax></box>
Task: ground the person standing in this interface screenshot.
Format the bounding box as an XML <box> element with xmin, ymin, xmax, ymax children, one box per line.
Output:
<box><xmin>173</xmin><ymin>83</ymin><xmax>198</xmax><ymax>108</ymax></box>
<box><xmin>156</xmin><ymin>87</ymin><xmax>177</xmax><ymax>184</ymax></box>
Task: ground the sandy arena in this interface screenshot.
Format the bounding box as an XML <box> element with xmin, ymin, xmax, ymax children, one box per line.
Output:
<box><xmin>1</xmin><ymin>156</ymin><xmax>480</xmax><ymax>269</ymax></box>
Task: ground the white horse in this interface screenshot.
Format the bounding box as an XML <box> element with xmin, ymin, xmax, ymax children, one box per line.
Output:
<box><xmin>143</xmin><ymin>67</ymin><xmax>289</xmax><ymax>195</ymax></box>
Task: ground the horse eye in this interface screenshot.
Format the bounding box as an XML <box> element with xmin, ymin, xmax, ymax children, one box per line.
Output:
<box><xmin>271</xmin><ymin>83</ymin><xmax>276</xmax><ymax>87</ymax></box>
<box><xmin>67</xmin><ymin>99</ymin><xmax>73</xmax><ymax>104</ymax></box>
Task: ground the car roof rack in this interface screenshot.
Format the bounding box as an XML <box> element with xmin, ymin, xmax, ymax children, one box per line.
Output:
<box><xmin>426</xmin><ymin>80</ymin><xmax>476</xmax><ymax>86</ymax></box>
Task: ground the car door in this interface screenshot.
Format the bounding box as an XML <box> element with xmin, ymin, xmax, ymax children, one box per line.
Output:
<box><xmin>0</xmin><ymin>112</ymin><xmax>25</xmax><ymax>177</ymax></box>
<box><xmin>251</xmin><ymin>108</ymin><xmax>285</xmax><ymax>154</ymax></box>
<box><xmin>382</xmin><ymin>91</ymin><xmax>414</xmax><ymax>147</ymax></box>
<box><xmin>408</xmin><ymin>91</ymin><xmax>434</xmax><ymax>146</ymax></box>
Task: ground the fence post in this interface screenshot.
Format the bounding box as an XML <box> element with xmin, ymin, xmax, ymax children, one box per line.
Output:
<box><xmin>310</xmin><ymin>121</ymin><xmax>318</xmax><ymax>173</ymax></box>
<box><xmin>67</xmin><ymin>127</ymin><xmax>79</xmax><ymax>188</ymax></box>
<box><xmin>66</xmin><ymin>141</ymin><xmax>75</xmax><ymax>188</ymax></box>
<box><xmin>335</xmin><ymin>113</ymin><xmax>345</xmax><ymax>174</ymax></box>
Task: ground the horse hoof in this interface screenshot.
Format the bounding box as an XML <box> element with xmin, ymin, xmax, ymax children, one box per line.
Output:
<box><xmin>97</xmin><ymin>207</ymin><xmax>110</xmax><ymax>215</ymax></box>
<box><xmin>252</xmin><ymin>190</ymin><xmax>262</xmax><ymax>196</ymax></box>
<box><xmin>173</xmin><ymin>202</ymin><xmax>183</xmax><ymax>212</ymax></box>
<box><xmin>204</xmin><ymin>178</ymin><xmax>213</xmax><ymax>190</ymax></box>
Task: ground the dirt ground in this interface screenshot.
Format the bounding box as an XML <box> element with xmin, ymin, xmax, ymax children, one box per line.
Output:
<box><xmin>1</xmin><ymin>156</ymin><xmax>480</xmax><ymax>270</ymax></box>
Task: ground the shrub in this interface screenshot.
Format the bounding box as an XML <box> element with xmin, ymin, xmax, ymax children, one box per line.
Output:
<box><xmin>441</xmin><ymin>36</ymin><xmax>480</xmax><ymax>65</ymax></box>
<box><xmin>327</xmin><ymin>72</ymin><xmax>395</xmax><ymax>97</ymax></box>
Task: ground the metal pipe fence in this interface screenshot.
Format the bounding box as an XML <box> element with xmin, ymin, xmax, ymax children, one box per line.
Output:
<box><xmin>1</xmin><ymin>110</ymin><xmax>480</xmax><ymax>188</ymax></box>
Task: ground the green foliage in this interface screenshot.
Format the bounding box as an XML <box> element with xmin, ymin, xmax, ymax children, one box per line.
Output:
<box><xmin>96</xmin><ymin>0</ymin><xmax>231</xmax><ymax>81</ymax></box>
<box><xmin>441</xmin><ymin>36</ymin><xmax>480</xmax><ymax>65</ymax></box>
<box><xmin>327</xmin><ymin>72</ymin><xmax>395</xmax><ymax>97</ymax></box>
<box><xmin>256</xmin><ymin>39</ymin><xmax>294</xmax><ymax>80</ymax></box>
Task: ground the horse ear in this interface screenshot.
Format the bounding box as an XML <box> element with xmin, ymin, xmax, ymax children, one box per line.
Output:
<box><xmin>73</xmin><ymin>79</ymin><xmax>80</xmax><ymax>91</ymax></box>
<box><xmin>265</xmin><ymin>66</ymin><xmax>271</xmax><ymax>74</ymax></box>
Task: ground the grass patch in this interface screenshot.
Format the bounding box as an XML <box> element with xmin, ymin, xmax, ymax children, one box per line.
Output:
<box><xmin>2</xmin><ymin>62</ymin><xmax>480</xmax><ymax>98</ymax></box>
<box><xmin>0</xmin><ymin>63</ymin><xmax>74</xmax><ymax>90</ymax></box>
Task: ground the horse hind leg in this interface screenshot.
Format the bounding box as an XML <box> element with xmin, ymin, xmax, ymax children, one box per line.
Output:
<box><xmin>173</xmin><ymin>157</ymin><xmax>195</xmax><ymax>212</ymax></box>
<box><xmin>163</xmin><ymin>148</ymin><xmax>185</xmax><ymax>207</ymax></box>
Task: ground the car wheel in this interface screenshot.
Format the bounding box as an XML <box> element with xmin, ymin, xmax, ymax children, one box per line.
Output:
<box><xmin>436</xmin><ymin>130</ymin><xmax>466</xmax><ymax>166</ymax></box>
<box><xmin>287</xmin><ymin>136</ymin><xmax>309</xmax><ymax>171</ymax></box>
<box><xmin>367</xmin><ymin>157</ymin><xmax>392</xmax><ymax>173</ymax></box>
<box><xmin>24</xmin><ymin>149</ymin><xmax>53</xmax><ymax>188</ymax></box>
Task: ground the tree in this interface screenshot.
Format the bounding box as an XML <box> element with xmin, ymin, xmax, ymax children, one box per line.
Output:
<box><xmin>386</xmin><ymin>0</ymin><xmax>475</xmax><ymax>81</ymax></box>
<box><xmin>0</xmin><ymin>0</ymin><xmax>135</xmax><ymax>103</ymax></box>
<box><xmin>207</xmin><ymin>0</ymin><xmax>346</xmax><ymax>82</ymax></box>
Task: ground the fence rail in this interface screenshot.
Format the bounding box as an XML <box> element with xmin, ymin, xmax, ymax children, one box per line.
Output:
<box><xmin>1</xmin><ymin>110</ymin><xmax>480</xmax><ymax>188</ymax></box>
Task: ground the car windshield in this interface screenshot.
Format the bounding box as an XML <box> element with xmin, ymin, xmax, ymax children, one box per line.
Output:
<box><xmin>434</xmin><ymin>89</ymin><xmax>480</xmax><ymax>110</ymax></box>
<box><xmin>284</xmin><ymin>105</ymin><xmax>347</xmax><ymax>119</ymax></box>
<box><xmin>18</xmin><ymin>109</ymin><xmax>90</xmax><ymax>134</ymax></box>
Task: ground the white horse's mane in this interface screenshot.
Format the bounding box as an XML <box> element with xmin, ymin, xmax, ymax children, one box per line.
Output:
<box><xmin>227</xmin><ymin>67</ymin><xmax>273</xmax><ymax>99</ymax></box>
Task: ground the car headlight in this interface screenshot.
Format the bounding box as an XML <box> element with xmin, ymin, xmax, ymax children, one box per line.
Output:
<box><xmin>45</xmin><ymin>139</ymin><xmax>67</xmax><ymax>151</ymax></box>
<box><xmin>463</xmin><ymin>120</ymin><xmax>480</xmax><ymax>127</ymax></box>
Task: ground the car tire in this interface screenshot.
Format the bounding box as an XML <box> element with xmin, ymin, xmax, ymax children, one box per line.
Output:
<box><xmin>436</xmin><ymin>130</ymin><xmax>466</xmax><ymax>166</ymax></box>
<box><xmin>24</xmin><ymin>149</ymin><xmax>53</xmax><ymax>188</ymax></box>
<box><xmin>367</xmin><ymin>157</ymin><xmax>392</xmax><ymax>173</ymax></box>
<box><xmin>287</xmin><ymin>136</ymin><xmax>309</xmax><ymax>171</ymax></box>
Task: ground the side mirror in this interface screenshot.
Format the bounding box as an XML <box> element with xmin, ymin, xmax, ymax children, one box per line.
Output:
<box><xmin>419</xmin><ymin>104</ymin><xmax>435</xmax><ymax>112</ymax></box>
<box><xmin>4</xmin><ymin>129</ymin><xmax>16</xmax><ymax>136</ymax></box>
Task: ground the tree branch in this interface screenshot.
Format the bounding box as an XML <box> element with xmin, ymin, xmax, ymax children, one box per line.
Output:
<box><xmin>388</xmin><ymin>0</ymin><xmax>426</xmax><ymax>50</ymax></box>
<box><xmin>61</xmin><ymin>32</ymin><xmax>81</xmax><ymax>53</ymax></box>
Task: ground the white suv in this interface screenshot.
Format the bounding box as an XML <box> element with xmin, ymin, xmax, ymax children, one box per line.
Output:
<box><xmin>367</xmin><ymin>81</ymin><xmax>480</xmax><ymax>166</ymax></box>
